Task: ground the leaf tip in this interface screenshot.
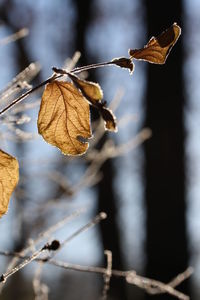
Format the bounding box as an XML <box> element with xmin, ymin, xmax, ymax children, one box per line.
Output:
<box><xmin>100</xmin><ymin>106</ymin><xmax>118</xmax><ymax>133</ymax></box>
<box><xmin>111</xmin><ymin>57</ymin><xmax>135</xmax><ymax>74</ymax></box>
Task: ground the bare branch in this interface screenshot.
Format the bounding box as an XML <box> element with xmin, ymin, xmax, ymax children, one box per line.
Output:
<box><xmin>145</xmin><ymin>267</ymin><xmax>194</xmax><ymax>295</ymax></box>
<box><xmin>101</xmin><ymin>250</ymin><xmax>112</xmax><ymax>300</ymax></box>
<box><xmin>0</xmin><ymin>241</ymin><xmax>59</xmax><ymax>284</ymax></box>
<box><xmin>0</xmin><ymin>62</ymin><xmax>40</xmax><ymax>103</ymax></box>
<box><xmin>0</xmin><ymin>248</ymin><xmax>192</xmax><ymax>300</ymax></box>
<box><xmin>0</xmin><ymin>28</ymin><xmax>29</xmax><ymax>46</ymax></box>
<box><xmin>0</xmin><ymin>209</ymin><xmax>84</xmax><ymax>295</ymax></box>
<box><xmin>47</xmin><ymin>212</ymin><xmax>107</xmax><ymax>260</ymax></box>
<box><xmin>33</xmin><ymin>263</ymin><xmax>49</xmax><ymax>300</ymax></box>
<box><xmin>0</xmin><ymin>57</ymin><xmax>131</xmax><ymax>117</ymax></box>
<box><xmin>126</xmin><ymin>271</ymin><xmax>191</xmax><ymax>300</ymax></box>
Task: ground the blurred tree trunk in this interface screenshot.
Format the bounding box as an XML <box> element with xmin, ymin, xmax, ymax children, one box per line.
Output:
<box><xmin>97</xmin><ymin>155</ymin><xmax>128</xmax><ymax>300</ymax></box>
<box><xmin>143</xmin><ymin>1</ymin><xmax>190</xmax><ymax>299</ymax></box>
<box><xmin>73</xmin><ymin>1</ymin><xmax>127</xmax><ymax>299</ymax></box>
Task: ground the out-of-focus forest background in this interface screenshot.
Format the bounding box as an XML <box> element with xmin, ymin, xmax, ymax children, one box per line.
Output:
<box><xmin>0</xmin><ymin>0</ymin><xmax>200</xmax><ymax>299</ymax></box>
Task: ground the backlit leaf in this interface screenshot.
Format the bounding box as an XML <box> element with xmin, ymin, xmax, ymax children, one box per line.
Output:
<box><xmin>67</xmin><ymin>72</ymin><xmax>103</xmax><ymax>103</ymax></box>
<box><xmin>129</xmin><ymin>23</ymin><xmax>181</xmax><ymax>64</ymax></box>
<box><xmin>100</xmin><ymin>106</ymin><xmax>117</xmax><ymax>132</ymax></box>
<box><xmin>0</xmin><ymin>150</ymin><xmax>19</xmax><ymax>218</ymax></box>
<box><xmin>66</xmin><ymin>74</ymin><xmax>117</xmax><ymax>132</ymax></box>
<box><xmin>111</xmin><ymin>57</ymin><xmax>134</xmax><ymax>74</ymax></box>
<box><xmin>38</xmin><ymin>81</ymin><xmax>92</xmax><ymax>156</ymax></box>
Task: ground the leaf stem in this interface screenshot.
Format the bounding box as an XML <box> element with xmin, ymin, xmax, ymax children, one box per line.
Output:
<box><xmin>72</xmin><ymin>61</ymin><xmax>113</xmax><ymax>73</ymax></box>
<box><xmin>0</xmin><ymin>60</ymin><xmax>116</xmax><ymax>117</ymax></box>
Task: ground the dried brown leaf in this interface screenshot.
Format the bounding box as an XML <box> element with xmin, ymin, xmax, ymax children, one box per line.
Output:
<box><xmin>37</xmin><ymin>81</ymin><xmax>92</xmax><ymax>156</ymax></box>
<box><xmin>0</xmin><ymin>150</ymin><xmax>19</xmax><ymax>218</ymax></box>
<box><xmin>111</xmin><ymin>57</ymin><xmax>135</xmax><ymax>74</ymax></box>
<box><xmin>129</xmin><ymin>23</ymin><xmax>181</xmax><ymax>64</ymax></box>
<box><xmin>71</xmin><ymin>75</ymin><xmax>118</xmax><ymax>132</ymax></box>
<box><xmin>67</xmin><ymin>72</ymin><xmax>103</xmax><ymax>103</ymax></box>
<box><xmin>100</xmin><ymin>106</ymin><xmax>117</xmax><ymax>132</ymax></box>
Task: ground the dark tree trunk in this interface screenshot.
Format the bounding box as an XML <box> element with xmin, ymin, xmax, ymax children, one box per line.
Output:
<box><xmin>74</xmin><ymin>0</ymin><xmax>93</xmax><ymax>66</ymax></box>
<box><xmin>143</xmin><ymin>1</ymin><xmax>190</xmax><ymax>299</ymax></box>
<box><xmin>97</xmin><ymin>155</ymin><xmax>128</xmax><ymax>300</ymax></box>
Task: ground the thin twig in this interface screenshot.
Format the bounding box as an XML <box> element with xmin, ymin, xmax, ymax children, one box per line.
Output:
<box><xmin>0</xmin><ymin>28</ymin><xmax>29</xmax><ymax>46</ymax></box>
<box><xmin>33</xmin><ymin>263</ymin><xmax>49</xmax><ymax>300</ymax></box>
<box><xmin>126</xmin><ymin>272</ymin><xmax>191</xmax><ymax>300</ymax></box>
<box><xmin>47</xmin><ymin>212</ymin><xmax>107</xmax><ymax>260</ymax></box>
<box><xmin>51</xmin><ymin>261</ymin><xmax>191</xmax><ymax>300</ymax></box>
<box><xmin>0</xmin><ymin>59</ymin><xmax>125</xmax><ymax>117</ymax></box>
<box><xmin>0</xmin><ymin>75</ymin><xmax>57</xmax><ymax>116</ymax></box>
<box><xmin>146</xmin><ymin>267</ymin><xmax>194</xmax><ymax>295</ymax></box>
<box><xmin>36</xmin><ymin>209</ymin><xmax>85</xmax><ymax>242</ymax></box>
<box><xmin>0</xmin><ymin>241</ymin><xmax>58</xmax><ymax>284</ymax></box>
<box><xmin>0</xmin><ymin>62</ymin><xmax>40</xmax><ymax>100</ymax></box>
<box><xmin>39</xmin><ymin>260</ymin><xmax>192</xmax><ymax>300</ymax></box>
<box><xmin>63</xmin><ymin>51</ymin><xmax>81</xmax><ymax>71</ymax></box>
<box><xmin>0</xmin><ymin>249</ymin><xmax>192</xmax><ymax>300</ymax></box>
<box><xmin>0</xmin><ymin>209</ymin><xmax>83</xmax><ymax>295</ymax></box>
<box><xmin>101</xmin><ymin>250</ymin><xmax>112</xmax><ymax>300</ymax></box>
<box><xmin>73</xmin><ymin>61</ymin><xmax>113</xmax><ymax>72</ymax></box>
<box><xmin>60</xmin><ymin>212</ymin><xmax>107</xmax><ymax>247</ymax></box>
<box><xmin>0</xmin><ymin>212</ymin><xmax>106</xmax><ymax>285</ymax></box>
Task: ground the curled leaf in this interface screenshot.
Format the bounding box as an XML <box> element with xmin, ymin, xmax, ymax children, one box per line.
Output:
<box><xmin>0</xmin><ymin>150</ymin><xmax>19</xmax><ymax>218</ymax></box>
<box><xmin>52</xmin><ymin>67</ymin><xmax>103</xmax><ymax>103</ymax></box>
<box><xmin>57</xmin><ymin>70</ymin><xmax>117</xmax><ymax>131</ymax></box>
<box><xmin>67</xmin><ymin>72</ymin><xmax>103</xmax><ymax>103</ymax></box>
<box><xmin>100</xmin><ymin>106</ymin><xmax>117</xmax><ymax>132</ymax></box>
<box><xmin>111</xmin><ymin>57</ymin><xmax>135</xmax><ymax>74</ymax></box>
<box><xmin>66</xmin><ymin>74</ymin><xmax>117</xmax><ymax>131</ymax></box>
<box><xmin>38</xmin><ymin>81</ymin><xmax>92</xmax><ymax>156</ymax></box>
<box><xmin>129</xmin><ymin>23</ymin><xmax>181</xmax><ymax>64</ymax></box>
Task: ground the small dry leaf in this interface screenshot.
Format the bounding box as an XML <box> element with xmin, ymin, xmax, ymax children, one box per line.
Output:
<box><xmin>129</xmin><ymin>23</ymin><xmax>181</xmax><ymax>64</ymax></box>
<box><xmin>100</xmin><ymin>106</ymin><xmax>117</xmax><ymax>132</ymax></box>
<box><xmin>0</xmin><ymin>150</ymin><xmax>19</xmax><ymax>218</ymax></box>
<box><xmin>38</xmin><ymin>81</ymin><xmax>92</xmax><ymax>156</ymax></box>
<box><xmin>66</xmin><ymin>73</ymin><xmax>117</xmax><ymax>131</ymax></box>
<box><xmin>111</xmin><ymin>57</ymin><xmax>135</xmax><ymax>74</ymax></box>
<box><xmin>67</xmin><ymin>72</ymin><xmax>103</xmax><ymax>103</ymax></box>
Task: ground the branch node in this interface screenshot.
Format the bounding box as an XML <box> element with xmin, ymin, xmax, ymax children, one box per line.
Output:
<box><xmin>43</xmin><ymin>240</ymin><xmax>60</xmax><ymax>252</ymax></box>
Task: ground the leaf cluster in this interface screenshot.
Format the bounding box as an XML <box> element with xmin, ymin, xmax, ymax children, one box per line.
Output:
<box><xmin>0</xmin><ymin>23</ymin><xmax>181</xmax><ymax>217</ymax></box>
